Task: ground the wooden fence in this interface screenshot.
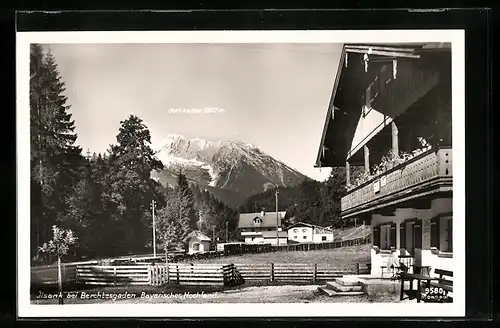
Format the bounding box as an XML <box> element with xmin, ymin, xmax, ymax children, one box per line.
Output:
<box><xmin>276</xmin><ymin>236</ymin><xmax>369</xmax><ymax>252</ymax></box>
<box><xmin>191</xmin><ymin>234</ymin><xmax>371</xmax><ymax>260</ymax></box>
<box><xmin>76</xmin><ymin>265</ymin><xmax>150</xmax><ymax>286</ymax></box>
<box><xmin>149</xmin><ymin>263</ymin><xmax>234</xmax><ymax>287</ymax></box>
<box><xmin>36</xmin><ymin>261</ymin><xmax>370</xmax><ymax>288</ymax></box>
<box><xmin>233</xmin><ymin>262</ymin><xmax>370</xmax><ymax>283</ymax></box>
<box><xmin>31</xmin><ymin>264</ymin><xmax>78</xmax><ymax>286</ymax></box>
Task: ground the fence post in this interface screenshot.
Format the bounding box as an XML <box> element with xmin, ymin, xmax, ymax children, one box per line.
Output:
<box><xmin>148</xmin><ymin>266</ymin><xmax>152</xmax><ymax>285</ymax></box>
<box><xmin>313</xmin><ymin>263</ymin><xmax>317</xmax><ymax>283</ymax></box>
<box><xmin>166</xmin><ymin>263</ymin><xmax>170</xmax><ymax>284</ymax></box>
<box><xmin>356</xmin><ymin>263</ymin><xmax>360</xmax><ymax>275</ymax></box>
<box><xmin>176</xmin><ymin>264</ymin><xmax>180</xmax><ymax>285</ymax></box>
<box><xmin>114</xmin><ymin>267</ymin><xmax>117</xmax><ymax>286</ymax></box>
<box><xmin>270</xmin><ymin>263</ymin><xmax>274</xmax><ymax>282</ymax></box>
<box><xmin>62</xmin><ymin>264</ymin><xmax>66</xmax><ymax>286</ymax></box>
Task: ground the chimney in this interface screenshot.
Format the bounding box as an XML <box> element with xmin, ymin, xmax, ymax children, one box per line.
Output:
<box><xmin>261</xmin><ymin>211</ymin><xmax>265</xmax><ymax>217</ymax></box>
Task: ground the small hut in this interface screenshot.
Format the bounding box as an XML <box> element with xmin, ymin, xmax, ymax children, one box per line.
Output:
<box><xmin>184</xmin><ymin>231</ymin><xmax>212</xmax><ymax>255</ymax></box>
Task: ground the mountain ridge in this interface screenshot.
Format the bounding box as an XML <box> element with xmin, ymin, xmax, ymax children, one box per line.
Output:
<box><xmin>152</xmin><ymin>134</ymin><xmax>307</xmax><ymax>208</ymax></box>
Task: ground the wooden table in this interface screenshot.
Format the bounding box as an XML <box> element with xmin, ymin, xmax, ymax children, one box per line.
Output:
<box><xmin>400</xmin><ymin>273</ymin><xmax>439</xmax><ymax>303</ymax></box>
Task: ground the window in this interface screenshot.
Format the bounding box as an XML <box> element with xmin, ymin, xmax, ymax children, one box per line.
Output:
<box><xmin>380</xmin><ymin>225</ymin><xmax>391</xmax><ymax>249</ymax></box>
<box><xmin>322</xmin><ymin>236</ymin><xmax>327</xmax><ymax>241</ymax></box>
<box><xmin>254</xmin><ymin>218</ymin><xmax>262</xmax><ymax>224</ymax></box>
<box><xmin>303</xmin><ymin>236</ymin><xmax>307</xmax><ymax>240</ymax></box>
<box><xmin>268</xmin><ymin>228</ymin><xmax>272</xmax><ymax>231</ymax></box>
<box><xmin>400</xmin><ymin>219</ymin><xmax>422</xmax><ymax>254</ymax></box>
<box><xmin>294</xmin><ymin>236</ymin><xmax>298</xmax><ymax>239</ymax></box>
<box><xmin>374</xmin><ymin>223</ymin><xmax>396</xmax><ymax>250</ymax></box>
<box><xmin>440</xmin><ymin>217</ymin><xmax>453</xmax><ymax>252</ymax></box>
<box><xmin>430</xmin><ymin>217</ymin><xmax>439</xmax><ymax>248</ymax></box>
<box><xmin>302</xmin><ymin>229</ymin><xmax>307</xmax><ymax>233</ymax></box>
<box><xmin>431</xmin><ymin>215</ymin><xmax>453</xmax><ymax>253</ymax></box>
<box><xmin>192</xmin><ymin>243</ymin><xmax>200</xmax><ymax>251</ymax></box>
<box><xmin>293</xmin><ymin>229</ymin><xmax>298</xmax><ymax>233</ymax></box>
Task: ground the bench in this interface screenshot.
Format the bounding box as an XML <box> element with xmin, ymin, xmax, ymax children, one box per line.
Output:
<box><xmin>430</xmin><ymin>269</ymin><xmax>453</xmax><ymax>293</ymax></box>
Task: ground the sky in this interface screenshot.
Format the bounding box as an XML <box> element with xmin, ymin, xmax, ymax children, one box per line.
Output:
<box><xmin>47</xmin><ymin>43</ymin><xmax>342</xmax><ymax>181</ymax></box>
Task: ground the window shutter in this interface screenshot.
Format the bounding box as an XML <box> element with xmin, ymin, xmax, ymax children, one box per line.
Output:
<box><xmin>390</xmin><ymin>223</ymin><xmax>396</xmax><ymax>248</ymax></box>
<box><xmin>430</xmin><ymin>217</ymin><xmax>440</xmax><ymax>249</ymax></box>
<box><xmin>399</xmin><ymin>222</ymin><xmax>406</xmax><ymax>250</ymax></box>
<box><xmin>414</xmin><ymin>219</ymin><xmax>423</xmax><ymax>249</ymax></box>
<box><xmin>373</xmin><ymin>226</ymin><xmax>380</xmax><ymax>247</ymax></box>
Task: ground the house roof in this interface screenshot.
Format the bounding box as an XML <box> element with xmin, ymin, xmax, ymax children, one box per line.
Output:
<box><xmin>315</xmin><ymin>43</ymin><xmax>451</xmax><ymax>168</ymax></box>
<box><xmin>287</xmin><ymin>222</ymin><xmax>334</xmax><ymax>232</ymax></box>
<box><xmin>238</xmin><ymin>211</ymin><xmax>286</xmax><ymax>228</ymax></box>
<box><xmin>183</xmin><ymin>230</ymin><xmax>211</xmax><ymax>242</ymax></box>
<box><xmin>261</xmin><ymin>231</ymin><xmax>288</xmax><ymax>238</ymax></box>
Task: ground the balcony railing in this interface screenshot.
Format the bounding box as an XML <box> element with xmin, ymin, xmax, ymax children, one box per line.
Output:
<box><xmin>341</xmin><ymin>147</ymin><xmax>452</xmax><ymax>215</ymax></box>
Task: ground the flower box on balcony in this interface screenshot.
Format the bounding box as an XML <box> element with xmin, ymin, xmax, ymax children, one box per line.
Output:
<box><xmin>341</xmin><ymin>146</ymin><xmax>453</xmax><ymax>215</ymax></box>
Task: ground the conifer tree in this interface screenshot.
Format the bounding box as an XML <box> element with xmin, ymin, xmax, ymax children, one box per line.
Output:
<box><xmin>30</xmin><ymin>45</ymin><xmax>83</xmax><ymax>260</ymax></box>
<box><xmin>105</xmin><ymin>115</ymin><xmax>164</xmax><ymax>254</ymax></box>
<box><xmin>176</xmin><ymin>172</ymin><xmax>198</xmax><ymax>233</ymax></box>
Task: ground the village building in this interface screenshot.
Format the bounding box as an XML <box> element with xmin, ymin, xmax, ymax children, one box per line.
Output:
<box><xmin>237</xmin><ymin>211</ymin><xmax>286</xmax><ymax>244</ymax></box>
<box><xmin>287</xmin><ymin>222</ymin><xmax>335</xmax><ymax>243</ymax></box>
<box><xmin>315</xmin><ymin>43</ymin><xmax>452</xmax><ymax>277</ymax></box>
<box><xmin>184</xmin><ymin>230</ymin><xmax>211</xmax><ymax>255</ymax></box>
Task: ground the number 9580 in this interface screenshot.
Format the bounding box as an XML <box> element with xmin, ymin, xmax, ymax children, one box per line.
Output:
<box><xmin>425</xmin><ymin>287</ymin><xmax>445</xmax><ymax>295</ymax></box>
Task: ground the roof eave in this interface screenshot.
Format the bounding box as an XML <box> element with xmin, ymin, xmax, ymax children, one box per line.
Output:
<box><xmin>315</xmin><ymin>44</ymin><xmax>347</xmax><ymax>168</ymax></box>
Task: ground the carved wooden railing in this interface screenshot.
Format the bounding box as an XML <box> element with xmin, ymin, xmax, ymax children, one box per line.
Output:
<box><xmin>341</xmin><ymin>147</ymin><xmax>452</xmax><ymax>213</ymax></box>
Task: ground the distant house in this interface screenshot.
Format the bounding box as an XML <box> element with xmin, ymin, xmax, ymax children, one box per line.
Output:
<box><xmin>287</xmin><ymin>222</ymin><xmax>334</xmax><ymax>243</ymax></box>
<box><xmin>184</xmin><ymin>231</ymin><xmax>211</xmax><ymax>254</ymax></box>
<box><xmin>237</xmin><ymin>211</ymin><xmax>287</xmax><ymax>244</ymax></box>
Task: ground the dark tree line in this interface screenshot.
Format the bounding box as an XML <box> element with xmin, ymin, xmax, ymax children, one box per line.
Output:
<box><xmin>30</xmin><ymin>45</ymin><xmax>238</xmax><ymax>265</ymax></box>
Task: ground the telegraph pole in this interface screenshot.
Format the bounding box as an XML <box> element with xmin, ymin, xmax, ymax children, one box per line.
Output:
<box><xmin>151</xmin><ymin>199</ymin><xmax>156</xmax><ymax>258</ymax></box>
<box><xmin>213</xmin><ymin>225</ymin><xmax>216</xmax><ymax>251</ymax></box>
<box><xmin>225</xmin><ymin>221</ymin><xmax>229</xmax><ymax>243</ymax></box>
<box><xmin>275</xmin><ymin>186</ymin><xmax>279</xmax><ymax>247</ymax></box>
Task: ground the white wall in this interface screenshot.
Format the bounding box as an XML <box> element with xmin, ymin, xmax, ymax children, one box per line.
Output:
<box><xmin>313</xmin><ymin>232</ymin><xmax>334</xmax><ymax>243</ymax></box>
<box><xmin>421</xmin><ymin>250</ymin><xmax>453</xmax><ymax>276</ymax></box>
<box><xmin>288</xmin><ymin>226</ymin><xmax>313</xmax><ymax>243</ymax></box>
<box><xmin>188</xmin><ymin>239</ymin><xmax>211</xmax><ymax>254</ymax></box>
<box><xmin>370</xmin><ymin>197</ymin><xmax>452</xmax><ymax>276</ymax></box>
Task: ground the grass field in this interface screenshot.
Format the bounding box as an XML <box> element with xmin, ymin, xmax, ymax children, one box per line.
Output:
<box><xmin>189</xmin><ymin>244</ymin><xmax>371</xmax><ymax>266</ymax></box>
<box><xmin>31</xmin><ymin>244</ymin><xmax>374</xmax><ymax>305</ymax></box>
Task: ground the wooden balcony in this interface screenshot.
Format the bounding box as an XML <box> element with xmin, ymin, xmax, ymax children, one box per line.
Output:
<box><xmin>341</xmin><ymin>147</ymin><xmax>452</xmax><ymax>218</ymax></box>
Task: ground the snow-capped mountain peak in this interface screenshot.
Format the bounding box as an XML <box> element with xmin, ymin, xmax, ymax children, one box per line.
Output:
<box><xmin>152</xmin><ymin>134</ymin><xmax>307</xmax><ymax>207</ymax></box>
